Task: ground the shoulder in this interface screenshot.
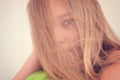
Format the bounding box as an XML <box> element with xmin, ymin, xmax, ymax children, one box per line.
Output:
<box><xmin>100</xmin><ymin>63</ymin><xmax>120</xmax><ymax>80</ymax></box>
<box><xmin>100</xmin><ymin>50</ymin><xmax>120</xmax><ymax>80</ymax></box>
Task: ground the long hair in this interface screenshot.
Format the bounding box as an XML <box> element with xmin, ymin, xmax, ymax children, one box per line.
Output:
<box><xmin>27</xmin><ymin>0</ymin><xmax>120</xmax><ymax>80</ymax></box>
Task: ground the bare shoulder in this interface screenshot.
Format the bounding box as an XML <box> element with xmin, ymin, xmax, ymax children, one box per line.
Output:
<box><xmin>100</xmin><ymin>50</ymin><xmax>120</xmax><ymax>80</ymax></box>
<box><xmin>100</xmin><ymin>63</ymin><xmax>120</xmax><ymax>80</ymax></box>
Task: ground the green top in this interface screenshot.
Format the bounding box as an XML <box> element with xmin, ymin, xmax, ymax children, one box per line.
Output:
<box><xmin>25</xmin><ymin>71</ymin><xmax>49</xmax><ymax>80</ymax></box>
<box><xmin>25</xmin><ymin>70</ymin><xmax>85</xmax><ymax>80</ymax></box>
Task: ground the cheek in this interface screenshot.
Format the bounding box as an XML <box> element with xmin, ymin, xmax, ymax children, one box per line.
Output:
<box><xmin>53</xmin><ymin>25</ymin><xmax>79</xmax><ymax>44</ymax></box>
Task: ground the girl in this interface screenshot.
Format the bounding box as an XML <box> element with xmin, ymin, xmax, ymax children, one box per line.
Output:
<box><xmin>13</xmin><ymin>0</ymin><xmax>120</xmax><ymax>80</ymax></box>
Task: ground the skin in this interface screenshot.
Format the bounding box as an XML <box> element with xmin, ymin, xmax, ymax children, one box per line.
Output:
<box><xmin>100</xmin><ymin>63</ymin><xmax>120</xmax><ymax>80</ymax></box>
<box><xmin>13</xmin><ymin>50</ymin><xmax>41</xmax><ymax>80</ymax></box>
<box><xmin>100</xmin><ymin>50</ymin><xmax>120</xmax><ymax>80</ymax></box>
<box><xmin>13</xmin><ymin>0</ymin><xmax>120</xmax><ymax>79</ymax></box>
<box><xmin>49</xmin><ymin>0</ymin><xmax>79</xmax><ymax>45</ymax></box>
<box><xmin>13</xmin><ymin>0</ymin><xmax>78</xmax><ymax>79</ymax></box>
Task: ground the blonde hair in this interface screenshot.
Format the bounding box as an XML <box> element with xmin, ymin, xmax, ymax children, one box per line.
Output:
<box><xmin>27</xmin><ymin>0</ymin><xmax>120</xmax><ymax>80</ymax></box>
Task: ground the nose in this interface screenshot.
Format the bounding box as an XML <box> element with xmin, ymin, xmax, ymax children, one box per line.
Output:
<box><xmin>60</xmin><ymin>40</ymin><xmax>65</xmax><ymax>44</ymax></box>
<box><xmin>57</xmin><ymin>35</ymin><xmax>65</xmax><ymax>44</ymax></box>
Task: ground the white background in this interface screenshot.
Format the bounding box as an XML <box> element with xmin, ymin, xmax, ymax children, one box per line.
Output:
<box><xmin>0</xmin><ymin>0</ymin><xmax>120</xmax><ymax>80</ymax></box>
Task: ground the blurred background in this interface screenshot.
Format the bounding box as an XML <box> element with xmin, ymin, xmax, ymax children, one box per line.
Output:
<box><xmin>0</xmin><ymin>0</ymin><xmax>120</xmax><ymax>80</ymax></box>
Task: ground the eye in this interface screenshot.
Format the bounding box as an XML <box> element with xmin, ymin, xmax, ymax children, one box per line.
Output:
<box><xmin>61</xmin><ymin>18</ymin><xmax>76</xmax><ymax>28</ymax></box>
<box><xmin>63</xmin><ymin>18</ymin><xmax>74</xmax><ymax>25</ymax></box>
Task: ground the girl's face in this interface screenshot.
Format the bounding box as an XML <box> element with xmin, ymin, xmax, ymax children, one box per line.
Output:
<box><xmin>49</xmin><ymin>0</ymin><xmax>79</xmax><ymax>45</ymax></box>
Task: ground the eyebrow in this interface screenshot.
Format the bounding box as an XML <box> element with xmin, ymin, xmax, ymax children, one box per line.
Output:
<box><xmin>58</xmin><ymin>12</ymin><xmax>71</xmax><ymax>18</ymax></box>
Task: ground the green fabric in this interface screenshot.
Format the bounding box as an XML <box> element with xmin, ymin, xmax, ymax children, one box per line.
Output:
<box><xmin>25</xmin><ymin>71</ymin><xmax>49</xmax><ymax>80</ymax></box>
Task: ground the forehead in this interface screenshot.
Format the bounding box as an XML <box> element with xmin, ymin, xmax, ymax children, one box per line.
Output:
<box><xmin>49</xmin><ymin>0</ymin><xmax>70</xmax><ymax>19</ymax></box>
